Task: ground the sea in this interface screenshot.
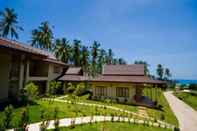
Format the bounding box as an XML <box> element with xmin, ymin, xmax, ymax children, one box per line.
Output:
<box><xmin>175</xmin><ymin>79</ymin><xmax>197</xmax><ymax>85</ymax></box>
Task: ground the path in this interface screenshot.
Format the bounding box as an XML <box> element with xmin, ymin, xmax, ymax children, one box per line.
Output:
<box><xmin>164</xmin><ymin>91</ymin><xmax>197</xmax><ymax>131</ymax></box>
<box><xmin>8</xmin><ymin>116</ymin><xmax>173</xmax><ymax>131</ymax></box>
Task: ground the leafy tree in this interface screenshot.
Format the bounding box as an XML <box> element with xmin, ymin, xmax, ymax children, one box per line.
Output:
<box><xmin>134</xmin><ymin>60</ymin><xmax>149</xmax><ymax>75</ymax></box>
<box><xmin>54</xmin><ymin>38</ymin><xmax>72</xmax><ymax>63</ymax></box>
<box><xmin>47</xmin><ymin>81</ymin><xmax>62</xmax><ymax>95</ymax></box>
<box><xmin>156</xmin><ymin>64</ymin><xmax>164</xmax><ymax>80</ymax></box>
<box><xmin>0</xmin><ymin>8</ymin><xmax>23</xmax><ymax>39</ymax></box>
<box><xmin>73</xmin><ymin>39</ymin><xmax>81</xmax><ymax>66</ymax></box>
<box><xmin>31</xmin><ymin>21</ymin><xmax>53</xmax><ymax>51</ymax></box>
<box><xmin>97</xmin><ymin>48</ymin><xmax>107</xmax><ymax>73</ymax></box>
<box><xmin>24</xmin><ymin>82</ymin><xmax>38</xmax><ymax>101</ymax></box>
<box><xmin>81</xmin><ymin>45</ymin><xmax>89</xmax><ymax>73</ymax></box>
<box><xmin>3</xmin><ymin>105</ymin><xmax>14</xmax><ymax>128</ymax></box>
<box><xmin>90</xmin><ymin>41</ymin><xmax>100</xmax><ymax>77</ymax></box>
<box><xmin>118</xmin><ymin>58</ymin><xmax>127</xmax><ymax>65</ymax></box>
<box><xmin>164</xmin><ymin>68</ymin><xmax>171</xmax><ymax>80</ymax></box>
<box><xmin>106</xmin><ymin>49</ymin><xmax>114</xmax><ymax>65</ymax></box>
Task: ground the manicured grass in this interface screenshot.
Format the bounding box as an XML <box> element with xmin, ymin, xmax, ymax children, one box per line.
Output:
<box><xmin>174</xmin><ymin>92</ymin><xmax>197</xmax><ymax>111</ymax></box>
<box><xmin>62</xmin><ymin>94</ymin><xmax>138</xmax><ymax>112</ymax></box>
<box><xmin>49</xmin><ymin>122</ymin><xmax>171</xmax><ymax>131</ymax></box>
<box><xmin>0</xmin><ymin>100</ymin><xmax>126</xmax><ymax>128</ymax></box>
<box><xmin>143</xmin><ymin>88</ymin><xmax>178</xmax><ymax>126</ymax></box>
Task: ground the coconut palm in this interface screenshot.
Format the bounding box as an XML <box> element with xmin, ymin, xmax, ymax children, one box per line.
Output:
<box><xmin>156</xmin><ymin>64</ymin><xmax>164</xmax><ymax>80</ymax></box>
<box><xmin>90</xmin><ymin>41</ymin><xmax>100</xmax><ymax>76</ymax></box>
<box><xmin>106</xmin><ymin>49</ymin><xmax>114</xmax><ymax>65</ymax></box>
<box><xmin>81</xmin><ymin>46</ymin><xmax>89</xmax><ymax>73</ymax></box>
<box><xmin>0</xmin><ymin>8</ymin><xmax>23</xmax><ymax>39</ymax></box>
<box><xmin>31</xmin><ymin>21</ymin><xmax>53</xmax><ymax>51</ymax></box>
<box><xmin>54</xmin><ymin>38</ymin><xmax>72</xmax><ymax>63</ymax></box>
<box><xmin>97</xmin><ymin>48</ymin><xmax>107</xmax><ymax>73</ymax></box>
<box><xmin>118</xmin><ymin>58</ymin><xmax>127</xmax><ymax>65</ymax></box>
<box><xmin>72</xmin><ymin>39</ymin><xmax>81</xmax><ymax>66</ymax></box>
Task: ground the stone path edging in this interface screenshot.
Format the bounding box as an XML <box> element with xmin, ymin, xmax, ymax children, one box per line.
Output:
<box><xmin>45</xmin><ymin>97</ymin><xmax>175</xmax><ymax>128</ymax></box>
<box><xmin>8</xmin><ymin>116</ymin><xmax>174</xmax><ymax>131</ymax></box>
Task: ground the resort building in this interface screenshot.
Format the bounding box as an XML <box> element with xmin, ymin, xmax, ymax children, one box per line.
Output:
<box><xmin>60</xmin><ymin>65</ymin><xmax>166</xmax><ymax>107</ymax></box>
<box><xmin>0</xmin><ymin>38</ymin><xmax>67</xmax><ymax>102</ymax></box>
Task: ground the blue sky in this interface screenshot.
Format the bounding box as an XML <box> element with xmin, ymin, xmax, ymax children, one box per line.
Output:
<box><xmin>1</xmin><ymin>0</ymin><xmax>197</xmax><ymax>79</ymax></box>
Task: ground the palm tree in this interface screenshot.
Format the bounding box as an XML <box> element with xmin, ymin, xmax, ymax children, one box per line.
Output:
<box><xmin>81</xmin><ymin>46</ymin><xmax>89</xmax><ymax>73</ymax></box>
<box><xmin>90</xmin><ymin>41</ymin><xmax>100</xmax><ymax>77</ymax></box>
<box><xmin>106</xmin><ymin>49</ymin><xmax>113</xmax><ymax>65</ymax></box>
<box><xmin>72</xmin><ymin>39</ymin><xmax>81</xmax><ymax>66</ymax></box>
<box><xmin>31</xmin><ymin>21</ymin><xmax>53</xmax><ymax>51</ymax></box>
<box><xmin>0</xmin><ymin>8</ymin><xmax>23</xmax><ymax>39</ymax></box>
<box><xmin>54</xmin><ymin>38</ymin><xmax>72</xmax><ymax>63</ymax></box>
<box><xmin>164</xmin><ymin>68</ymin><xmax>171</xmax><ymax>80</ymax></box>
<box><xmin>156</xmin><ymin>64</ymin><xmax>164</xmax><ymax>80</ymax></box>
<box><xmin>118</xmin><ymin>58</ymin><xmax>127</xmax><ymax>65</ymax></box>
<box><xmin>97</xmin><ymin>48</ymin><xmax>107</xmax><ymax>73</ymax></box>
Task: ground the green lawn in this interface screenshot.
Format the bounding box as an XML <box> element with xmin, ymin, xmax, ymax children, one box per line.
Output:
<box><xmin>143</xmin><ymin>88</ymin><xmax>178</xmax><ymax>127</ymax></box>
<box><xmin>49</xmin><ymin>122</ymin><xmax>171</xmax><ymax>131</ymax></box>
<box><xmin>0</xmin><ymin>100</ymin><xmax>126</xmax><ymax>128</ymax></box>
<box><xmin>174</xmin><ymin>92</ymin><xmax>197</xmax><ymax>111</ymax></box>
<box><xmin>62</xmin><ymin>94</ymin><xmax>138</xmax><ymax>112</ymax></box>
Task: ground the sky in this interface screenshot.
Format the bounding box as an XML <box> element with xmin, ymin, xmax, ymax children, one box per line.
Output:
<box><xmin>0</xmin><ymin>0</ymin><xmax>197</xmax><ymax>79</ymax></box>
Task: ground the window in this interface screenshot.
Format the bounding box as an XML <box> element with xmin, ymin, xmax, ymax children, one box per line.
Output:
<box><xmin>116</xmin><ymin>87</ymin><xmax>129</xmax><ymax>97</ymax></box>
<box><xmin>95</xmin><ymin>86</ymin><xmax>107</xmax><ymax>96</ymax></box>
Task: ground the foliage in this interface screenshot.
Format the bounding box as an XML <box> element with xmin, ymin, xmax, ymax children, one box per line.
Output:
<box><xmin>54</xmin><ymin>107</ymin><xmax>60</xmax><ymax>131</ymax></box>
<box><xmin>47</xmin><ymin>81</ymin><xmax>62</xmax><ymax>95</ymax></box>
<box><xmin>24</xmin><ymin>82</ymin><xmax>38</xmax><ymax>101</ymax></box>
<box><xmin>0</xmin><ymin>8</ymin><xmax>23</xmax><ymax>39</ymax></box>
<box><xmin>73</xmin><ymin>83</ymin><xmax>87</xmax><ymax>96</ymax></box>
<box><xmin>54</xmin><ymin>38</ymin><xmax>72</xmax><ymax>63</ymax></box>
<box><xmin>189</xmin><ymin>84</ymin><xmax>197</xmax><ymax>90</ymax></box>
<box><xmin>18</xmin><ymin>107</ymin><xmax>29</xmax><ymax>130</ymax></box>
<box><xmin>3</xmin><ymin>104</ymin><xmax>14</xmax><ymax>128</ymax></box>
<box><xmin>174</xmin><ymin>92</ymin><xmax>197</xmax><ymax>111</ymax></box>
<box><xmin>156</xmin><ymin>64</ymin><xmax>164</xmax><ymax>80</ymax></box>
<box><xmin>66</xmin><ymin>82</ymin><xmax>76</xmax><ymax>93</ymax></box>
<box><xmin>31</xmin><ymin>21</ymin><xmax>53</xmax><ymax>51</ymax></box>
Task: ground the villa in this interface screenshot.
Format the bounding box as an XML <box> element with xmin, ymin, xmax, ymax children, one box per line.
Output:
<box><xmin>60</xmin><ymin>65</ymin><xmax>166</xmax><ymax>107</ymax></box>
<box><xmin>0</xmin><ymin>38</ymin><xmax>67</xmax><ymax>102</ymax></box>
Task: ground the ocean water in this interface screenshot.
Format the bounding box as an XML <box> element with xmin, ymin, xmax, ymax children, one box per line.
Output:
<box><xmin>176</xmin><ymin>79</ymin><xmax>197</xmax><ymax>84</ymax></box>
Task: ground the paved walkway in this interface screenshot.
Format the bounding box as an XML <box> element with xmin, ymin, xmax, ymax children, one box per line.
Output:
<box><xmin>164</xmin><ymin>91</ymin><xmax>197</xmax><ymax>131</ymax></box>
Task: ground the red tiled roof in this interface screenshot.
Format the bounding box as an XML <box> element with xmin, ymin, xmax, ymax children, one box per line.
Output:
<box><xmin>90</xmin><ymin>75</ymin><xmax>165</xmax><ymax>84</ymax></box>
<box><xmin>103</xmin><ymin>64</ymin><xmax>145</xmax><ymax>76</ymax></box>
<box><xmin>59</xmin><ymin>74</ymin><xmax>165</xmax><ymax>84</ymax></box>
<box><xmin>0</xmin><ymin>38</ymin><xmax>66</xmax><ymax>66</ymax></box>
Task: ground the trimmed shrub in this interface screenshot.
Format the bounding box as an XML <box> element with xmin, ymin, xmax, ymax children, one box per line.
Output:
<box><xmin>3</xmin><ymin>104</ymin><xmax>14</xmax><ymax>128</ymax></box>
<box><xmin>24</xmin><ymin>82</ymin><xmax>38</xmax><ymax>102</ymax></box>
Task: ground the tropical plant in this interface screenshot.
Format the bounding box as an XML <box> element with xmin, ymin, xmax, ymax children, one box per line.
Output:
<box><xmin>54</xmin><ymin>107</ymin><xmax>60</xmax><ymax>131</ymax></box>
<box><xmin>97</xmin><ymin>48</ymin><xmax>107</xmax><ymax>73</ymax></box>
<box><xmin>164</xmin><ymin>68</ymin><xmax>171</xmax><ymax>80</ymax></box>
<box><xmin>47</xmin><ymin>81</ymin><xmax>62</xmax><ymax>95</ymax></box>
<box><xmin>106</xmin><ymin>49</ymin><xmax>114</xmax><ymax>65</ymax></box>
<box><xmin>31</xmin><ymin>21</ymin><xmax>53</xmax><ymax>51</ymax></box>
<box><xmin>90</xmin><ymin>41</ymin><xmax>100</xmax><ymax>77</ymax></box>
<box><xmin>54</xmin><ymin>38</ymin><xmax>72</xmax><ymax>63</ymax></box>
<box><xmin>156</xmin><ymin>64</ymin><xmax>164</xmax><ymax>80</ymax></box>
<box><xmin>0</xmin><ymin>8</ymin><xmax>23</xmax><ymax>39</ymax></box>
<box><xmin>81</xmin><ymin>45</ymin><xmax>89</xmax><ymax>73</ymax></box>
<box><xmin>73</xmin><ymin>39</ymin><xmax>81</xmax><ymax>66</ymax></box>
<box><xmin>3</xmin><ymin>105</ymin><xmax>14</xmax><ymax>128</ymax></box>
<box><xmin>18</xmin><ymin>107</ymin><xmax>29</xmax><ymax>130</ymax></box>
<box><xmin>24</xmin><ymin>82</ymin><xmax>38</xmax><ymax>101</ymax></box>
<box><xmin>73</xmin><ymin>83</ymin><xmax>86</xmax><ymax>96</ymax></box>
